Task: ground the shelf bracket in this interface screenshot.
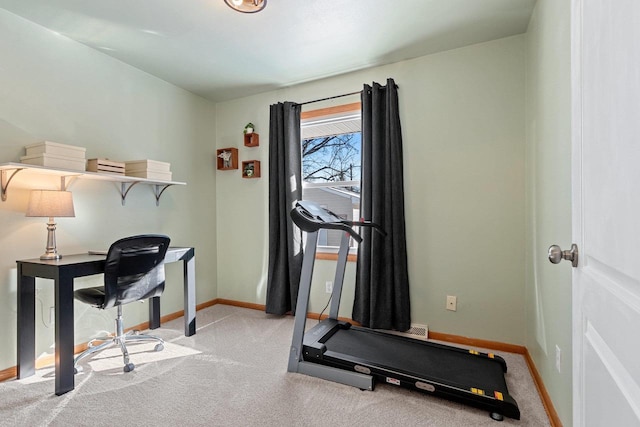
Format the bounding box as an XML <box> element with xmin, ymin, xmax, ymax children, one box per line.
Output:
<box><xmin>1</xmin><ymin>168</ymin><xmax>24</xmax><ymax>201</ymax></box>
<box><xmin>61</xmin><ymin>175</ymin><xmax>79</xmax><ymax>191</ymax></box>
<box><xmin>120</xmin><ymin>181</ymin><xmax>141</xmax><ymax>206</ymax></box>
<box><xmin>153</xmin><ymin>184</ymin><xmax>174</xmax><ymax>206</ymax></box>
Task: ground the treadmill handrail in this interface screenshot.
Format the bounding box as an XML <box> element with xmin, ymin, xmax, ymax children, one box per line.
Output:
<box><xmin>343</xmin><ymin>220</ymin><xmax>387</xmax><ymax>237</ymax></box>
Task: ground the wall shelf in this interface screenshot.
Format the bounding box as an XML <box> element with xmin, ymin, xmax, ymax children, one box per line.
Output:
<box><xmin>216</xmin><ymin>148</ymin><xmax>238</xmax><ymax>170</ymax></box>
<box><xmin>243</xmin><ymin>133</ymin><xmax>259</xmax><ymax>147</ymax></box>
<box><xmin>0</xmin><ymin>162</ymin><xmax>186</xmax><ymax>206</ymax></box>
<box><xmin>242</xmin><ymin>160</ymin><xmax>261</xmax><ymax>178</ymax></box>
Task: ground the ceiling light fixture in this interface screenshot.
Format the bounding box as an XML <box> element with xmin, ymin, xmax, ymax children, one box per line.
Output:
<box><xmin>224</xmin><ymin>0</ymin><xmax>266</xmax><ymax>13</ymax></box>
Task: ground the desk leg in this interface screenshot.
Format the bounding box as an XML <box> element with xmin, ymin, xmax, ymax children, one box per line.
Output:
<box><xmin>149</xmin><ymin>297</ymin><xmax>160</xmax><ymax>330</ymax></box>
<box><xmin>184</xmin><ymin>253</ymin><xmax>196</xmax><ymax>336</ymax></box>
<box><xmin>55</xmin><ymin>272</ymin><xmax>75</xmax><ymax>395</ymax></box>
<box><xmin>17</xmin><ymin>266</ymin><xmax>35</xmax><ymax>378</ymax></box>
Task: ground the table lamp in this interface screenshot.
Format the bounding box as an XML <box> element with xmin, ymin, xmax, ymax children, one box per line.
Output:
<box><xmin>26</xmin><ymin>190</ymin><xmax>75</xmax><ymax>260</ymax></box>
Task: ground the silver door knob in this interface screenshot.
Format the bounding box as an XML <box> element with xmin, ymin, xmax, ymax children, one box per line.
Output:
<box><xmin>548</xmin><ymin>244</ymin><xmax>579</xmax><ymax>267</ymax></box>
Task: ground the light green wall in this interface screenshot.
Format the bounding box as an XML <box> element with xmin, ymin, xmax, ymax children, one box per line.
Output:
<box><xmin>525</xmin><ymin>0</ymin><xmax>573</xmax><ymax>425</ymax></box>
<box><xmin>0</xmin><ymin>7</ymin><xmax>574</xmax><ymax>420</ymax></box>
<box><xmin>216</xmin><ymin>35</ymin><xmax>527</xmax><ymax>344</ymax></box>
<box><xmin>0</xmin><ymin>10</ymin><xmax>217</xmax><ymax>370</ymax></box>
<box><xmin>0</xmin><ymin>6</ymin><xmax>573</xmax><ymax>421</ymax></box>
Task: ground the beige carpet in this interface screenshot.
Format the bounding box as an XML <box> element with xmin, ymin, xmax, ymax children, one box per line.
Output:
<box><xmin>0</xmin><ymin>305</ymin><xmax>550</xmax><ymax>426</ymax></box>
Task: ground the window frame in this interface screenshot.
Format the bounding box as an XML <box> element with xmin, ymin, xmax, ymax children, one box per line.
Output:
<box><xmin>301</xmin><ymin>102</ymin><xmax>361</xmax><ymax>121</ymax></box>
<box><xmin>301</xmin><ymin>102</ymin><xmax>362</xmax><ymax>261</ymax></box>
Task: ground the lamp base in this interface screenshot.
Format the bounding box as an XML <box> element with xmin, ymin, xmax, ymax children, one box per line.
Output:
<box><xmin>40</xmin><ymin>219</ymin><xmax>62</xmax><ymax>260</ymax></box>
<box><xmin>40</xmin><ymin>251</ymin><xmax>62</xmax><ymax>260</ymax></box>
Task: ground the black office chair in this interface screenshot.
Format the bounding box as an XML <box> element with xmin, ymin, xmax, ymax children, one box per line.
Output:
<box><xmin>73</xmin><ymin>235</ymin><xmax>171</xmax><ymax>373</ymax></box>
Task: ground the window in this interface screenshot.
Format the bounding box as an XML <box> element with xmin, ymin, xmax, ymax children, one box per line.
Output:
<box><xmin>301</xmin><ymin>103</ymin><xmax>361</xmax><ymax>254</ymax></box>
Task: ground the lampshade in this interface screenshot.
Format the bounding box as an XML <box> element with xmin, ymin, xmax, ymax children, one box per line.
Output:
<box><xmin>224</xmin><ymin>0</ymin><xmax>266</xmax><ymax>13</ymax></box>
<box><xmin>26</xmin><ymin>190</ymin><xmax>75</xmax><ymax>218</ymax></box>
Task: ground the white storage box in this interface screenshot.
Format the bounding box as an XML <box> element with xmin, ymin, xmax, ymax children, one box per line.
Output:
<box><xmin>20</xmin><ymin>153</ymin><xmax>87</xmax><ymax>171</ymax></box>
<box><xmin>25</xmin><ymin>141</ymin><xmax>86</xmax><ymax>159</ymax></box>
<box><xmin>86</xmin><ymin>159</ymin><xmax>125</xmax><ymax>174</ymax></box>
<box><xmin>125</xmin><ymin>170</ymin><xmax>173</xmax><ymax>181</ymax></box>
<box><xmin>124</xmin><ymin>159</ymin><xmax>171</xmax><ymax>173</ymax></box>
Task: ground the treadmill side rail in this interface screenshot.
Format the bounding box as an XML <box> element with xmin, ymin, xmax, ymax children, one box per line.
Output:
<box><xmin>296</xmin><ymin>361</ymin><xmax>374</xmax><ymax>391</ymax></box>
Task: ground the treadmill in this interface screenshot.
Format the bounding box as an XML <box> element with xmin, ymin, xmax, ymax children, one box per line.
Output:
<box><xmin>287</xmin><ymin>201</ymin><xmax>520</xmax><ymax>421</ymax></box>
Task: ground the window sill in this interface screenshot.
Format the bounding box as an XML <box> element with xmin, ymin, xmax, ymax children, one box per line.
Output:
<box><xmin>315</xmin><ymin>252</ymin><xmax>357</xmax><ymax>262</ymax></box>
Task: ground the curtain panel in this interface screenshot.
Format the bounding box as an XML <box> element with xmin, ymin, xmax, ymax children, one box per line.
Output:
<box><xmin>353</xmin><ymin>78</ymin><xmax>412</xmax><ymax>331</ymax></box>
<box><xmin>266</xmin><ymin>102</ymin><xmax>303</xmax><ymax>315</ymax></box>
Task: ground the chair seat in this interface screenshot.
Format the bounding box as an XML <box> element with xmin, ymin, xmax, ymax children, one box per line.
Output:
<box><xmin>74</xmin><ymin>286</ymin><xmax>106</xmax><ymax>307</ymax></box>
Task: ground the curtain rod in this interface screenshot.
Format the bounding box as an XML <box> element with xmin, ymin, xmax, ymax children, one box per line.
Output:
<box><xmin>296</xmin><ymin>83</ymin><xmax>400</xmax><ymax>107</ymax></box>
<box><xmin>296</xmin><ymin>90</ymin><xmax>362</xmax><ymax>106</ymax></box>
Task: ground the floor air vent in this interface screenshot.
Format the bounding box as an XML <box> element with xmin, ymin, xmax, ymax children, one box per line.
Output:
<box><xmin>377</xmin><ymin>324</ymin><xmax>429</xmax><ymax>341</ymax></box>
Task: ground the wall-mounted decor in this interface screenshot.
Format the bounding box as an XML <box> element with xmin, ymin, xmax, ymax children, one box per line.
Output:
<box><xmin>216</xmin><ymin>148</ymin><xmax>239</xmax><ymax>170</ymax></box>
<box><xmin>242</xmin><ymin>160</ymin><xmax>260</xmax><ymax>178</ymax></box>
<box><xmin>244</xmin><ymin>133</ymin><xmax>259</xmax><ymax>147</ymax></box>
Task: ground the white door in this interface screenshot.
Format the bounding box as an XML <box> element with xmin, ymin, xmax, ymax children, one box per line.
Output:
<box><xmin>571</xmin><ymin>0</ymin><xmax>640</xmax><ymax>425</ymax></box>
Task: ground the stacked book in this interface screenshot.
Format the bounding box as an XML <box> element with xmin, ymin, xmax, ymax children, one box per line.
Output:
<box><xmin>124</xmin><ymin>160</ymin><xmax>172</xmax><ymax>181</ymax></box>
<box><xmin>86</xmin><ymin>159</ymin><xmax>125</xmax><ymax>175</ymax></box>
<box><xmin>21</xmin><ymin>141</ymin><xmax>87</xmax><ymax>171</ymax></box>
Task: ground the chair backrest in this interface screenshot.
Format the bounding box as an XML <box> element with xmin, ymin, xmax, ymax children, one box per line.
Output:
<box><xmin>102</xmin><ymin>235</ymin><xmax>171</xmax><ymax>309</ymax></box>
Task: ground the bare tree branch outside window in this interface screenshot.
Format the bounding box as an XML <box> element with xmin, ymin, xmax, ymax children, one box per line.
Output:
<box><xmin>302</xmin><ymin>132</ymin><xmax>361</xmax><ymax>192</ymax></box>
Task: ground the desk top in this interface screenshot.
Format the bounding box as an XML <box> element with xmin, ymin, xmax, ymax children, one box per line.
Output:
<box><xmin>17</xmin><ymin>253</ymin><xmax>105</xmax><ymax>266</ymax></box>
<box><xmin>17</xmin><ymin>246</ymin><xmax>194</xmax><ymax>266</ymax></box>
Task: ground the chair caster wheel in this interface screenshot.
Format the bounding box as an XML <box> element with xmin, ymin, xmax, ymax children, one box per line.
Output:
<box><xmin>490</xmin><ymin>412</ymin><xmax>504</xmax><ymax>421</ymax></box>
<box><xmin>154</xmin><ymin>343</ymin><xmax>164</xmax><ymax>352</ymax></box>
<box><xmin>74</xmin><ymin>366</ymin><xmax>83</xmax><ymax>374</ymax></box>
<box><xmin>124</xmin><ymin>363</ymin><xmax>135</xmax><ymax>373</ymax></box>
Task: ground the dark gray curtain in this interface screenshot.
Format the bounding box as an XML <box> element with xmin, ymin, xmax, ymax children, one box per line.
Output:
<box><xmin>353</xmin><ymin>78</ymin><xmax>411</xmax><ymax>331</ymax></box>
<box><xmin>266</xmin><ymin>102</ymin><xmax>303</xmax><ymax>315</ymax></box>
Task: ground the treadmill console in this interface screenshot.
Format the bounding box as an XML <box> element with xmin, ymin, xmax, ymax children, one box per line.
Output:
<box><xmin>290</xmin><ymin>200</ymin><xmax>387</xmax><ymax>244</ymax></box>
<box><xmin>290</xmin><ymin>200</ymin><xmax>363</xmax><ymax>242</ymax></box>
<box><xmin>296</xmin><ymin>200</ymin><xmax>343</xmax><ymax>224</ymax></box>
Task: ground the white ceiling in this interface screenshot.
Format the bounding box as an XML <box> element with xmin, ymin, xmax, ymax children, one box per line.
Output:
<box><xmin>0</xmin><ymin>0</ymin><xmax>536</xmax><ymax>102</ymax></box>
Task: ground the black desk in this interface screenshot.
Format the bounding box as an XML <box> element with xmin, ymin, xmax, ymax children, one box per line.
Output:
<box><xmin>16</xmin><ymin>247</ymin><xmax>196</xmax><ymax>395</ymax></box>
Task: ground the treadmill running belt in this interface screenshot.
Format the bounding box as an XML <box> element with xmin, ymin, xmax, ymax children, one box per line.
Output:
<box><xmin>323</xmin><ymin>328</ymin><xmax>508</xmax><ymax>392</ymax></box>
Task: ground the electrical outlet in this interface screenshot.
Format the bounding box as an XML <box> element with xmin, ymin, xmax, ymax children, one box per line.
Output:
<box><xmin>555</xmin><ymin>345</ymin><xmax>562</xmax><ymax>373</ymax></box>
<box><xmin>446</xmin><ymin>295</ymin><xmax>457</xmax><ymax>311</ymax></box>
<box><xmin>49</xmin><ymin>307</ymin><xmax>55</xmax><ymax>325</ymax></box>
<box><xmin>325</xmin><ymin>281</ymin><xmax>333</xmax><ymax>294</ymax></box>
